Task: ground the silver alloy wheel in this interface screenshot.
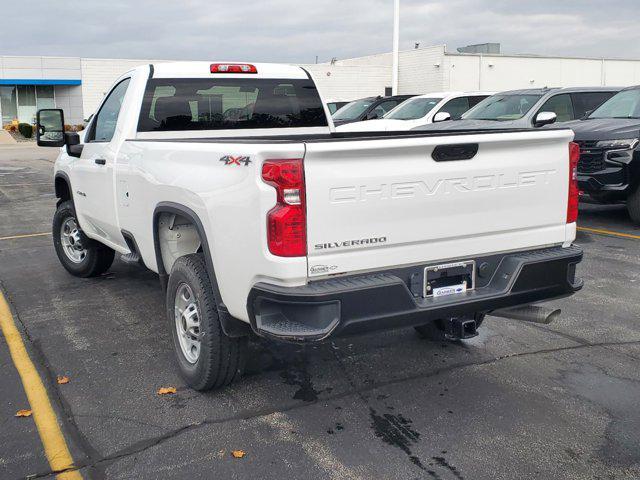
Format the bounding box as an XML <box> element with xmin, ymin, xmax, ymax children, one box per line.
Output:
<box><xmin>60</xmin><ymin>217</ymin><xmax>87</xmax><ymax>263</ymax></box>
<box><xmin>174</xmin><ymin>283</ymin><xmax>201</xmax><ymax>364</ymax></box>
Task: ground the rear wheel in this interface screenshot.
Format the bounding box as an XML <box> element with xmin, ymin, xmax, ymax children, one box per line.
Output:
<box><xmin>627</xmin><ymin>185</ymin><xmax>640</xmax><ymax>225</ymax></box>
<box><xmin>52</xmin><ymin>200</ymin><xmax>115</xmax><ymax>277</ymax></box>
<box><xmin>414</xmin><ymin>313</ymin><xmax>485</xmax><ymax>341</ymax></box>
<box><xmin>166</xmin><ymin>253</ymin><xmax>247</xmax><ymax>391</ymax></box>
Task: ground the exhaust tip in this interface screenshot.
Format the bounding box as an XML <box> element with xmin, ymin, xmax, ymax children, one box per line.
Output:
<box><xmin>542</xmin><ymin>308</ymin><xmax>561</xmax><ymax>325</ymax></box>
<box><xmin>491</xmin><ymin>305</ymin><xmax>561</xmax><ymax>324</ymax></box>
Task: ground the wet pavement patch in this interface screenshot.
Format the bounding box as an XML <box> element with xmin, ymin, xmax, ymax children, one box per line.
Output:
<box><xmin>369</xmin><ymin>407</ymin><xmax>425</xmax><ymax>471</ymax></box>
<box><xmin>432</xmin><ymin>455</ymin><xmax>465</xmax><ymax>480</ymax></box>
<box><xmin>280</xmin><ymin>358</ymin><xmax>320</xmax><ymax>402</ymax></box>
<box><xmin>326</xmin><ymin>422</ymin><xmax>344</xmax><ymax>435</ymax></box>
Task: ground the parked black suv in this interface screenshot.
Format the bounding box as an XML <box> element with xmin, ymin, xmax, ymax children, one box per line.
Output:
<box><xmin>332</xmin><ymin>95</ymin><xmax>416</xmax><ymax>126</ymax></box>
<box><xmin>563</xmin><ymin>86</ymin><xmax>640</xmax><ymax>224</ymax></box>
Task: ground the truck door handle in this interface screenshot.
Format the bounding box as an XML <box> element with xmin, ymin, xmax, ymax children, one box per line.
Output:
<box><xmin>95</xmin><ymin>158</ymin><xmax>106</xmax><ymax>165</ymax></box>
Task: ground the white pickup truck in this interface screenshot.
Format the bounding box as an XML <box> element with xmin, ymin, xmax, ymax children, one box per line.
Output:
<box><xmin>36</xmin><ymin>62</ymin><xmax>583</xmax><ymax>391</ymax></box>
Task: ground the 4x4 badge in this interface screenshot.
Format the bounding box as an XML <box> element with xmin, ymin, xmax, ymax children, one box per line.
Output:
<box><xmin>220</xmin><ymin>155</ymin><xmax>251</xmax><ymax>166</ymax></box>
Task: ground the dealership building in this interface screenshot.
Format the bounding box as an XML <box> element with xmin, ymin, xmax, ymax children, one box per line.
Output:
<box><xmin>3</xmin><ymin>44</ymin><xmax>640</xmax><ymax>126</ymax></box>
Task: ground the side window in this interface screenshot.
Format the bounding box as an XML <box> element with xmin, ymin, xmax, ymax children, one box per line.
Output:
<box><xmin>438</xmin><ymin>97</ymin><xmax>470</xmax><ymax>120</ymax></box>
<box><xmin>90</xmin><ymin>78</ymin><xmax>131</xmax><ymax>142</ymax></box>
<box><xmin>468</xmin><ymin>95</ymin><xmax>489</xmax><ymax>108</ymax></box>
<box><xmin>537</xmin><ymin>94</ymin><xmax>573</xmax><ymax>123</ymax></box>
<box><xmin>372</xmin><ymin>100</ymin><xmax>400</xmax><ymax>118</ymax></box>
<box><xmin>571</xmin><ymin>92</ymin><xmax>616</xmax><ymax>119</ymax></box>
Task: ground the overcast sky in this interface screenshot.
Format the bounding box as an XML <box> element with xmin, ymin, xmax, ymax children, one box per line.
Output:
<box><xmin>5</xmin><ymin>0</ymin><xmax>640</xmax><ymax>62</ymax></box>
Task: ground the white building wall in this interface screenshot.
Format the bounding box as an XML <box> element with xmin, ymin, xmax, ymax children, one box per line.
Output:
<box><xmin>0</xmin><ymin>56</ymin><xmax>81</xmax><ymax>80</ymax></box>
<box><xmin>54</xmin><ymin>85</ymin><xmax>84</xmax><ymax>125</ymax></box>
<box><xmin>442</xmin><ymin>55</ymin><xmax>480</xmax><ymax>91</ymax></box>
<box><xmin>397</xmin><ymin>45</ymin><xmax>446</xmax><ymax>94</ymax></box>
<box><xmin>454</xmin><ymin>55</ymin><xmax>607</xmax><ymax>91</ymax></box>
<box><xmin>603</xmin><ymin>60</ymin><xmax>640</xmax><ymax>85</ymax></box>
<box><xmin>332</xmin><ymin>52</ymin><xmax>392</xmax><ymax>67</ymax></box>
<box><xmin>304</xmin><ymin>64</ymin><xmax>391</xmax><ymax>101</ymax></box>
<box><xmin>443</xmin><ymin>53</ymin><xmax>640</xmax><ymax>92</ymax></box>
<box><xmin>80</xmin><ymin>58</ymin><xmax>161</xmax><ymax>117</ymax></box>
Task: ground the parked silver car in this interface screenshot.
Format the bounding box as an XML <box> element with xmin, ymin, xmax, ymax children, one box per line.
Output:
<box><xmin>413</xmin><ymin>87</ymin><xmax>620</xmax><ymax>131</ymax></box>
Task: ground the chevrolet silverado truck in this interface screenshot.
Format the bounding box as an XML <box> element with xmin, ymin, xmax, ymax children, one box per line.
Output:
<box><xmin>36</xmin><ymin>62</ymin><xmax>583</xmax><ymax>391</ymax></box>
<box><xmin>560</xmin><ymin>86</ymin><xmax>640</xmax><ymax>224</ymax></box>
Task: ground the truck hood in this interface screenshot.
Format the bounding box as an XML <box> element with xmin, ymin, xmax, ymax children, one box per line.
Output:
<box><xmin>413</xmin><ymin>119</ymin><xmax>521</xmax><ymax>131</ymax></box>
<box><xmin>561</xmin><ymin>118</ymin><xmax>640</xmax><ymax>141</ymax></box>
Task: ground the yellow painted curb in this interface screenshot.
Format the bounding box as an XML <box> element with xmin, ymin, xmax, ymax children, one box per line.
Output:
<box><xmin>0</xmin><ymin>232</ymin><xmax>51</xmax><ymax>241</ymax></box>
<box><xmin>577</xmin><ymin>226</ymin><xmax>640</xmax><ymax>240</ymax></box>
<box><xmin>0</xmin><ymin>292</ymin><xmax>82</xmax><ymax>479</ymax></box>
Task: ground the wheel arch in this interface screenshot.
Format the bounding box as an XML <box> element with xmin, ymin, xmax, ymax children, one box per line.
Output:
<box><xmin>54</xmin><ymin>172</ymin><xmax>73</xmax><ymax>205</ymax></box>
<box><xmin>152</xmin><ymin>202</ymin><xmax>249</xmax><ymax>338</ymax></box>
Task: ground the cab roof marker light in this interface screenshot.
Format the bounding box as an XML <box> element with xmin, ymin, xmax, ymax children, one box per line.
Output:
<box><xmin>210</xmin><ymin>63</ymin><xmax>258</xmax><ymax>74</ymax></box>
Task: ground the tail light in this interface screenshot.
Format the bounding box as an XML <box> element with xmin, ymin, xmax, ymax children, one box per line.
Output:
<box><xmin>567</xmin><ymin>141</ymin><xmax>580</xmax><ymax>223</ymax></box>
<box><xmin>262</xmin><ymin>159</ymin><xmax>306</xmax><ymax>257</ymax></box>
<box><xmin>210</xmin><ymin>63</ymin><xmax>257</xmax><ymax>74</ymax></box>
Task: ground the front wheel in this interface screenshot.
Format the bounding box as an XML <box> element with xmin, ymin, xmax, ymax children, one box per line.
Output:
<box><xmin>627</xmin><ymin>185</ymin><xmax>640</xmax><ymax>225</ymax></box>
<box><xmin>167</xmin><ymin>253</ymin><xmax>247</xmax><ymax>391</ymax></box>
<box><xmin>52</xmin><ymin>200</ymin><xmax>115</xmax><ymax>277</ymax></box>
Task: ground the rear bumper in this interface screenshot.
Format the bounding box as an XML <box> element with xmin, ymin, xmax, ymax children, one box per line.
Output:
<box><xmin>247</xmin><ymin>245</ymin><xmax>583</xmax><ymax>342</ymax></box>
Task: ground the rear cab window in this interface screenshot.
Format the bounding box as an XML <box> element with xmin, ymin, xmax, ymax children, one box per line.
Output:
<box><xmin>137</xmin><ymin>78</ymin><xmax>327</xmax><ymax>132</ymax></box>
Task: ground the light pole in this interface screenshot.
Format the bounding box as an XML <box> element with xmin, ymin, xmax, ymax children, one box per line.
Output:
<box><xmin>392</xmin><ymin>0</ymin><xmax>400</xmax><ymax>95</ymax></box>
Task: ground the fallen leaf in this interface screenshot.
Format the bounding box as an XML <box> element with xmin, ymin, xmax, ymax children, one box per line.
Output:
<box><xmin>57</xmin><ymin>375</ymin><xmax>70</xmax><ymax>385</ymax></box>
<box><xmin>15</xmin><ymin>409</ymin><xmax>32</xmax><ymax>417</ymax></box>
<box><xmin>231</xmin><ymin>450</ymin><xmax>246</xmax><ymax>459</ymax></box>
<box><xmin>157</xmin><ymin>387</ymin><xmax>177</xmax><ymax>395</ymax></box>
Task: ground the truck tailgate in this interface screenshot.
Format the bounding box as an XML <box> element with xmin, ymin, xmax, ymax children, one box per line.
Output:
<box><xmin>304</xmin><ymin>129</ymin><xmax>574</xmax><ymax>277</ymax></box>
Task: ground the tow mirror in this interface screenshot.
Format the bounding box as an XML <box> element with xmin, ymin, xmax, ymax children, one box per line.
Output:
<box><xmin>433</xmin><ymin>111</ymin><xmax>452</xmax><ymax>123</ymax></box>
<box><xmin>534</xmin><ymin>111</ymin><xmax>557</xmax><ymax>128</ymax></box>
<box><xmin>36</xmin><ymin>109</ymin><xmax>65</xmax><ymax>147</ymax></box>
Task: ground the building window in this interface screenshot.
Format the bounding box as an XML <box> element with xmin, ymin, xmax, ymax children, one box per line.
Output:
<box><xmin>36</xmin><ymin>85</ymin><xmax>55</xmax><ymax>110</ymax></box>
<box><xmin>0</xmin><ymin>85</ymin><xmax>58</xmax><ymax>126</ymax></box>
<box><xmin>17</xmin><ymin>85</ymin><xmax>37</xmax><ymax>124</ymax></box>
<box><xmin>0</xmin><ymin>86</ymin><xmax>18</xmax><ymax>126</ymax></box>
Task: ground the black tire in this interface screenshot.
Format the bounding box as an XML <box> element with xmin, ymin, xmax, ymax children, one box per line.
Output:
<box><xmin>627</xmin><ymin>185</ymin><xmax>640</xmax><ymax>225</ymax></box>
<box><xmin>52</xmin><ymin>200</ymin><xmax>115</xmax><ymax>278</ymax></box>
<box><xmin>166</xmin><ymin>253</ymin><xmax>247</xmax><ymax>391</ymax></box>
<box><xmin>414</xmin><ymin>313</ymin><xmax>485</xmax><ymax>341</ymax></box>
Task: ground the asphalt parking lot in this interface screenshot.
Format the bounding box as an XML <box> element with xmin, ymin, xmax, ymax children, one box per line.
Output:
<box><xmin>1</xmin><ymin>145</ymin><xmax>639</xmax><ymax>480</ymax></box>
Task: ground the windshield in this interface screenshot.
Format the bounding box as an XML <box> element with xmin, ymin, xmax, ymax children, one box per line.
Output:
<box><xmin>463</xmin><ymin>94</ymin><xmax>542</xmax><ymax>121</ymax></box>
<box><xmin>332</xmin><ymin>98</ymin><xmax>374</xmax><ymax>121</ymax></box>
<box><xmin>589</xmin><ymin>89</ymin><xmax>640</xmax><ymax>119</ymax></box>
<box><xmin>384</xmin><ymin>97</ymin><xmax>441</xmax><ymax>120</ymax></box>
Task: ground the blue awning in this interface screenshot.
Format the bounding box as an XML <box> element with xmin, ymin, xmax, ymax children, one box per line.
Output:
<box><xmin>0</xmin><ymin>79</ymin><xmax>81</xmax><ymax>86</ymax></box>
